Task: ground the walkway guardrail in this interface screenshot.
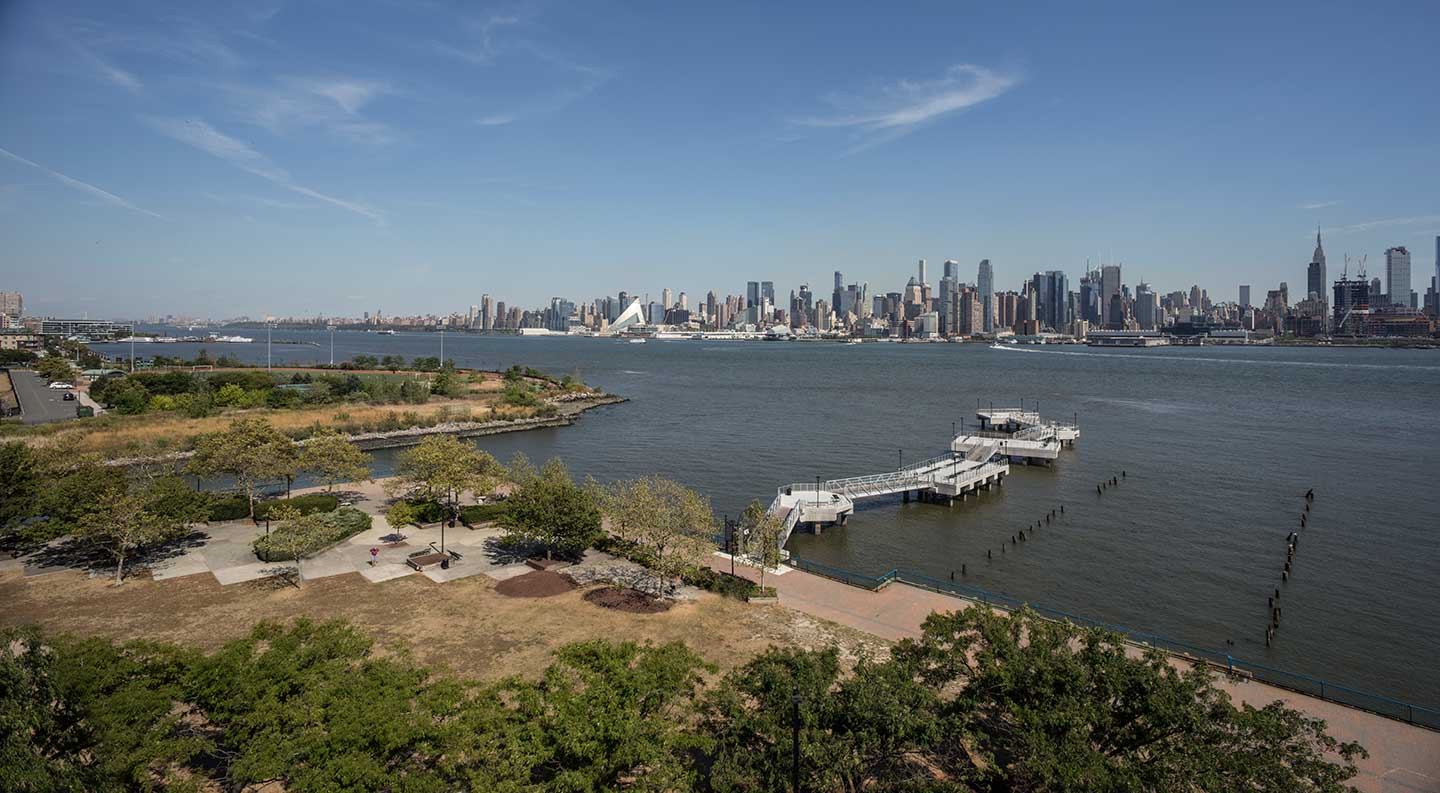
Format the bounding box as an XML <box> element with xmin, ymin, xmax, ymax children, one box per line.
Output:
<box><xmin>787</xmin><ymin>557</ymin><xmax>1440</xmax><ymax>730</ymax></box>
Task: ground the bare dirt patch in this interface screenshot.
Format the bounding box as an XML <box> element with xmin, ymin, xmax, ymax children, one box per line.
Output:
<box><xmin>493</xmin><ymin>569</ymin><xmax>577</xmax><ymax>598</ymax></box>
<box><xmin>583</xmin><ymin>586</ymin><xmax>673</xmax><ymax>614</ymax></box>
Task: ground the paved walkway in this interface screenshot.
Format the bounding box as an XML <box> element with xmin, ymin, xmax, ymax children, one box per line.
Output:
<box><xmin>711</xmin><ymin>556</ymin><xmax>1440</xmax><ymax>793</ymax></box>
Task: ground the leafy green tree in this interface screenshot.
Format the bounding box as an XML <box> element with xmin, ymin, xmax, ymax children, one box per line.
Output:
<box><xmin>298</xmin><ymin>428</ymin><xmax>371</xmax><ymax>491</ymax></box>
<box><xmin>500</xmin><ymin>458</ymin><xmax>601</xmax><ymax>560</ymax></box>
<box><xmin>0</xmin><ymin>628</ymin><xmax>102</xmax><ymax>792</ymax></box>
<box><xmin>34</xmin><ymin>355</ymin><xmax>76</xmax><ymax>383</ymax></box>
<box><xmin>103</xmin><ymin>377</ymin><xmax>151</xmax><ymax>414</ymax></box>
<box><xmin>599</xmin><ymin>477</ymin><xmax>716</xmax><ymax>591</ymax></box>
<box><xmin>74</xmin><ymin>478</ymin><xmax>195</xmax><ymax>584</ymax></box>
<box><xmin>349</xmin><ymin>354</ymin><xmax>378</xmax><ymax>369</ymax></box>
<box><xmin>188</xmin><ymin>417</ymin><xmax>299</xmax><ymax>519</ymax></box>
<box><xmin>890</xmin><ymin>606</ymin><xmax>1368</xmax><ymax>791</ymax></box>
<box><xmin>0</xmin><ymin>441</ymin><xmax>41</xmax><ymax>529</ymax></box>
<box><xmin>739</xmin><ymin>498</ymin><xmax>785</xmax><ymax>590</ymax></box>
<box><xmin>381</xmin><ymin>354</ymin><xmax>406</xmax><ymax>372</ymax></box>
<box><xmin>385</xmin><ymin>434</ymin><xmax>503</xmax><ymax>523</ymax></box>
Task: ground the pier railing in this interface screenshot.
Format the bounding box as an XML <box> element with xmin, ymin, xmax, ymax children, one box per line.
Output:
<box><xmin>787</xmin><ymin>558</ymin><xmax>1440</xmax><ymax>730</ymax></box>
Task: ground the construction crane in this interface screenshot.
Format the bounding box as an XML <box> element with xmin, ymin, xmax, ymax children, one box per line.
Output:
<box><xmin>1335</xmin><ymin>254</ymin><xmax>1369</xmax><ymax>333</ymax></box>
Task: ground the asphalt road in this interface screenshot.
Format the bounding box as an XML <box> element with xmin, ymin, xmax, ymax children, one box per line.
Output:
<box><xmin>8</xmin><ymin>369</ymin><xmax>81</xmax><ymax>424</ymax></box>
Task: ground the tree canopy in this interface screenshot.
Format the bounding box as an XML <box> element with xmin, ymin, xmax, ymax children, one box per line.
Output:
<box><xmin>597</xmin><ymin>476</ymin><xmax>716</xmax><ymax>591</ymax></box>
<box><xmin>500</xmin><ymin>458</ymin><xmax>601</xmax><ymax>560</ymax></box>
<box><xmin>385</xmin><ymin>434</ymin><xmax>503</xmax><ymax>519</ymax></box>
<box><xmin>187</xmin><ymin>417</ymin><xmax>299</xmax><ymax>519</ymax></box>
<box><xmin>298</xmin><ymin>428</ymin><xmax>371</xmax><ymax>492</ymax></box>
<box><xmin>0</xmin><ymin>606</ymin><xmax>1368</xmax><ymax>792</ymax></box>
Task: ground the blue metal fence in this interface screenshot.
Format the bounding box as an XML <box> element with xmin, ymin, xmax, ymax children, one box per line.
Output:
<box><xmin>788</xmin><ymin>557</ymin><xmax>1440</xmax><ymax>730</ymax></box>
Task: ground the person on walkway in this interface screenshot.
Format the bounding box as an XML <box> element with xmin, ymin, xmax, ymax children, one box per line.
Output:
<box><xmin>369</xmin><ymin>547</ymin><xmax>379</xmax><ymax>567</ymax></box>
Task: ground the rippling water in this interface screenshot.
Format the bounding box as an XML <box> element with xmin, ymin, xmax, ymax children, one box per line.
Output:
<box><xmin>94</xmin><ymin>329</ymin><xmax>1440</xmax><ymax>705</ymax></box>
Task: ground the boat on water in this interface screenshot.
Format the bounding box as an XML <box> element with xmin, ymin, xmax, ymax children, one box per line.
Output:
<box><xmin>627</xmin><ymin>338</ymin><xmax>647</xmax><ymax>344</ymax></box>
<box><xmin>376</xmin><ymin>329</ymin><xmax>397</xmax><ymax>335</ymax></box>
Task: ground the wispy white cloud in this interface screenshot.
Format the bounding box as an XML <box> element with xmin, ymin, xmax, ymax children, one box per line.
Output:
<box><xmin>60</xmin><ymin>31</ymin><xmax>143</xmax><ymax>92</ymax></box>
<box><xmin>1300</xmin><ymin>200</ymin><xmax>1340</xmax><ymax>210</ymax></box>
<box><xmin>0</xmin><ymin>146</ymin><xmax>163</xmax><ymax>219</ymax></box>
<box><xmin>145</xmin><ymin>118</ymin><xmax>383</xmax><ymax>225</ymax></box>
<box><xmin>476</xmin><ymin>114</ymin><xmax>517</xmax><ymax>126</ymax></box>
<box><xmin>800</xmin><ymin>64</ymin><xmax>1019</xmax><ymax>132</ymax></box>
<box><xmin>1329</xmin><ymin>215</ymin><xmax>1440</xmax><ymax>234</ymax></box>
<box><xmin>221</xmin><ymin>76</ymin><xmax>396</xmax><ymax>144</ymax></box>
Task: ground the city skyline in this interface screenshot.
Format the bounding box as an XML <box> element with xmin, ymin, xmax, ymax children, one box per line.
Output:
<box><xmin>2</xmin><ymin>1</ymin><xmax>1439</xmax><ymax>317</ymax></box>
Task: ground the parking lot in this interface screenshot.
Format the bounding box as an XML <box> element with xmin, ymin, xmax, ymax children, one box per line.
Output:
<box><xmin>7</xmin><ymin>369</ymin><xmax>83</xmax><ymax>424</ymax></box>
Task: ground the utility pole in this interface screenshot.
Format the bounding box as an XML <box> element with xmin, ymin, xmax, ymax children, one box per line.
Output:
<box><xmin>329</xmin><ymin>326</ymin><xmax>334</xmax><ymax>366</ymax></box>
<box><xmin>791</xmin><ymin>687</ymin><xmax>802</xmax><ymax>793</ymax></box>
<box><xmin>439</xmin><ymin>328</ymin><xmax>444</xmax><ymax>364</ymax></box>
<box><xmin>266</xmin><ymin>325</ymin><xmax>272</xmax><ymax>370</ymax></box>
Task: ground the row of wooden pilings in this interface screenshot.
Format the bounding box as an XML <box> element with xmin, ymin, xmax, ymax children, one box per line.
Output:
<box><xmin>1267</xmin><ymin>488</ymin><xmax>1315</xmax><ymax>647</ymax></box>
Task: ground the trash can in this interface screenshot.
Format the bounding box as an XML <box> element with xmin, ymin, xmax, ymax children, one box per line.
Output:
<box><xmin>440</xmin><ymin>558</ymin><xmax>450</xmax><ymax>570</ymax></box>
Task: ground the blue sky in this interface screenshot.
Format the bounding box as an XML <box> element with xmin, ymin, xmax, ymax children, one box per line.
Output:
<box><xmin>2</xmin><ymin>0</ymin><xmax>1437</xmax><ymax>318</ymax></box>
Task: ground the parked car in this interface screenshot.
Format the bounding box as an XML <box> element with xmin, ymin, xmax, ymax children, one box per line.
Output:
<box><xmin>48</xmin><ymin>381</ymin><xmax>73</xmax><ymax>389</ymax></box>
<box><xmin>62</xmin><ymin>392</ymin><xmax>77</xmax><ymax>401</ymax></box>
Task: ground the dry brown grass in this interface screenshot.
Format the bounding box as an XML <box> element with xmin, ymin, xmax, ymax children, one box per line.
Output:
<box><xmin>0</xmin><ymin>569</ymin><xmax>884</xmax><ymax>681</ymax></box>
<box><xmin>19</xmin><ymin>398</ymin><xmax>507</xmax><ymax>458</ymax></box>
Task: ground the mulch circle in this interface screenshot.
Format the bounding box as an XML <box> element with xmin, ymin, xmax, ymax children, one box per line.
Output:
<box><xmin>493</xmin><ymin>570</ymin><xmax>577</xmax><ymax>598</ymax></box>
<box><xmin>582</xmin><ymin>586</ymin><xmax>673</xmax><ymax>614</ymax></box>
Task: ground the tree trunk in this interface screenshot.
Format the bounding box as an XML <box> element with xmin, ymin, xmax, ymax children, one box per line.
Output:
<box><xmin>114</xmin><ymin>551</ymin><xmax>126</xmax><ymax>585</ymax></box>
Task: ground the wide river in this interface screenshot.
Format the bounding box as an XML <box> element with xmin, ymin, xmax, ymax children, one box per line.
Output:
<box><xmin>94</xmin><ymin>329</ymin><xmax>1440</xmax><ymax>706</ymax></box>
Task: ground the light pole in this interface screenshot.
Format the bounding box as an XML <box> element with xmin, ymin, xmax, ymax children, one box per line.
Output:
<box><xmin>129</xmin><ymin>335</ymin><xmax>135</xmax><ymax>373</ymax></box>
<box><xmin>815</xmin><ymin>475</ymin><xmax>820</xmax><ymax>508</ymax></box>
<box><xmin>439</xmin><ymin>328</ymin><xmax>444</xmax><ymax>365</ymax></box>
<box><xmin>266</xmin><ymin>325</ymin><xmax>272</xmax><ymax>370</ymax></box>
<box><xmin>898</xmin><ymin>449</ymin><xmax>903</xmax><ymax>470</ymax></box>
<box><xmin>329</xmin><ymin>326</ymin><xmax>334</xmax><ymax>366</ymax></box>
<box><xmin>791</xmin><ymin>687</ymin><xmax>803</xmax><ymax>793</ymax></box>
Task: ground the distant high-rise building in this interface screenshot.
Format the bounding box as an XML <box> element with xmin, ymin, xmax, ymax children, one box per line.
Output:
<box><xmin>943</xmin><ymin>260</ymin><xmax>959</xmax><ymax>281</ymax></box>
<box><xmin>761</xmin><ymin>281</ymin><xmax>775</xmax><ymax>307</ymax></box>
<box><xmin>1307</xmin><ymin>226</ymin><xmax>1327</xmax><ymax>300</ymax></box>
<box><xmin>495</xmin><ymin>301</ymin><xmax>508</xmax><ymax>329</ymax></box>
<box><xmin>1239</xmin><ymin>285</ymin><xmax>1251</xmax><ymax>311</ymax></box>
<box><xmin>0</xmin><ymin>291</ymin><xmax>23</xmax><ymax>319</ymax></box>
<box><xmin>977</xmin><ymin>259</ymin><xmax>994</xmax><ymax>333</ymax></box>
<box><xmin>1369</xmin><ymin>276</ymin><xmax>1383</xmax><ymax>306</ymax></box>
<box><xmin>746</xmin><ymin>281</ymin><xmax>761</xmax><ymax>308</ymax></box>
<box><xmin>917</xmin><ymin>259</ymin><xmax>927</xmax><ymax>289</ymax></box>
<box><xmin>1101</xmin><ymin>264</ymin><xmax>1122</xmax><ymax>307</ymax></box>
<box><xmin>1189</xmin><ymin>285</ymin><xmax>1202</xmax><ymax>311</ymax></box>
<box><xmin>662</xmin><ymin>288</ymin><xmax>673</xmax><ymax>309</ymax></box>
<box><xmin>1385</xmin><ymin>246</ymin><xmax>1411</xmax><ymax>306</ymax></box>
<box><xmin>678</xmin><ymin>291</ymin><xmax>688</xmax><ymax>310</ymax></box>
<box><xmin>480</xmin><ymin>295</ymin><xmax>492</xmax><ymax>330</ymax></box>
<box><xmin>1135</xmin><ymin>283</ymin><xmax>1158</xmax><ymax>329</ymax></box>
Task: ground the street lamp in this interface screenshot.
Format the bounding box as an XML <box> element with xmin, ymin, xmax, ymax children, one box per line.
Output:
<box><xmin>897</xmin><ymin>448</ymin><xmax>903</xmax><ymax>470</ymax></box>
<box><xmin>815</xmin><ymin>475</ymin><xmax>820</xmax><ymax>508</ymax></box>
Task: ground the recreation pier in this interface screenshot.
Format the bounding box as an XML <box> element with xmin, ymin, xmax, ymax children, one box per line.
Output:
<box><xmin>951</xmin><ymin>407</ymin><xmax>1080</xmax><ymax>465</ymax></box>
<box><xmin>770</xmin><ymin>439</ymin><xmax>1009</xmax><ymax>546</ymax></box>
<box><xmin>768</xmin><ymin>406</ymin><xmax>1080</xmax><ymax>546</ymax></box>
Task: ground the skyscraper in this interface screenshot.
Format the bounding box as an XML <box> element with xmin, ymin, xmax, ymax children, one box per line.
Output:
<box><xmin>1239</xmin><ymin>285</ymin><xmax>1251</xmax><ymax>311</ymax></box>
<box><xmin>1306</xmin><ymin>226</ymin><xmax>1327</xmax><ymax>300</ymax></box>
<box><xmin>662</xmin><ymin>288</ymin><xmax>673</xmax><ymax>309</ymax></box>
<box><xmin>746</xmin><ymin>281</ymin><xmax>760</xmax><ymax>307</ymax></box>
<box><xmin>1135</xmin><ymin>282</ymin><xmax>1158</xmax><ymax>329</ymax></box>
<box><xmin>977</xmin><ymin>259</ymin><xmax>994</xmax><ymax>332</ymax></box>
<box><xmin>1101</xmin><ymin>265</ymin><xmax>1122</xmax><ymax>308</ymax></box>
<box><xmin>943</xmin><ymin>260</ymin><xmax>959</xmax><ymax>281</ymax></box>
<box><xmin>1385</xmin><ymin>246</ymin><xmax>1411</xmax><ymax>306</ymax></box>
<box><xmin>480</xmin><ymin>294</ymin><xmax>492</xmax><ymax>330</ymax></box>
<box><xmin>761</xmin><ymin>281</ymin><xmax>775</xmax><ymax>307</ymax></box>
<box><xmin>917</xmin><ymin>259</ymin><xmax>927</xmax><ymax>289</ymax></box>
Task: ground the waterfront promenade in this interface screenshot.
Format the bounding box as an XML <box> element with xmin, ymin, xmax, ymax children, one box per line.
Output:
<box><xmin>711</xmin><ymin>556</ymin><xmax>1440</xmax><ymax>793</ymax></box>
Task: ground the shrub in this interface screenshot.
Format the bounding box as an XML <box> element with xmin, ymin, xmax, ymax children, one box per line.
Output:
<box><xmin>253</xmin><ymin>507</ymin><xmax>371</xmax><ymax>562</ymax></box>
<box><xmin>207</xmin><ymin>494</ymin><xmax>251</xmax><ymax>521</ymax></box>
<box><xmin>254</xmin><ymin>493</ymin><xmax>339</xmax><ymax>521</ymax></box>
<box><xmin>459</xmin><ymin>503</ymin><xmax>506</xmax><ymax>525</ymax></box>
